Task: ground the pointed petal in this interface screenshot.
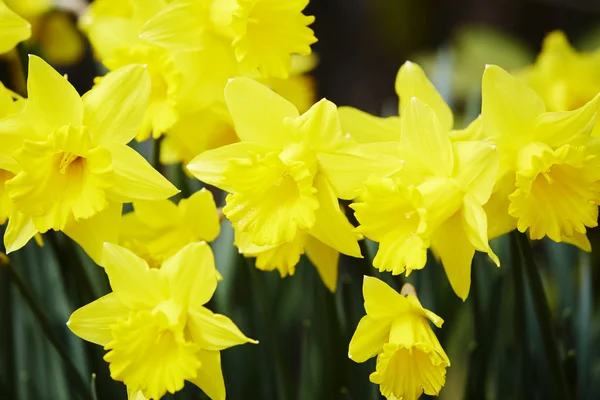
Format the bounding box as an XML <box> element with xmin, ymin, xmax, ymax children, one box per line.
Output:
<box><xmin>187</xmin><ymin>142</ymin><xmax>269</xmax><ymax>192</ymax></box>
<box><xmin>396</xmin><ymin>61</ymin><xmax>453</xmax><ymax>130</ymax></box>
<box><xmin>25</xmin><ymin>55</ymin><xmax>83</xmax><ymax>135</ymax></box>
<box><xmin>534</xmin><ymin>94</ymin><xmax>600</xmax><ymax>147</ymax></box>
<box><xmin>67</xmin><ymin>293</ymin><xmax>130</xmax><ymax>346</ymax></box>
<box><xmin>3</xmin><ymin>211</ymin><xmax>37</xmax><ymax>253</ymax></box>
<box><xmin>362</xmin><ymin>276</ymin><xmax>407</xmax><ymax>319</ymax></box>
<box><xmin>63</xmin><ymin>202</ymin><xmax>122</xmax><ymax>265</ymax></box>
<box><xmin>338</xmin><ymin>106</ymin><xmax>401</xmax><ymax>143</ymax></box>
<box><xmin>139</xmin><ymin>0</ymin><xmax>204</xmax><ymax>51</ymax></box>
<box><xmin>190</xmin><ymin>350</ymin><xmax>226</xmax><ymax>400</ymax></box>
<box><xmin>161</xmin><ymin>242</ymin><xmax>219</xmax><ymax>307</ymax></box>
<box><xmin>562</xmin><ymin>232</ymin><xmax>591</xmax><ymax>252</ymax></box>
<box><xmin>432</xmin><ymin>212</ymin><xmax>475</xmax><ymax>301</ymax></box>
<box><xmin>348</xmin><ymin>315</ymin><xmax>391</xmax><ymax>363</ymax></box>
<box><xmin>132</xmin><ymin>199</ymin><xmax>179</xmax><ymax>230</ymax></box>
<box><xmin>188</xmin><ymin>306</ymin><xmax>257</xmax><ymax>351</ymax></box>
<box><xmin>462</xmin><ymin>196</ymin><xmax>499</xmax><ymax>266</ymax></box>
<box><xmin>104</xmin><ymin>143</ymin><xmax>179</xmax><ymax>202</ymax></box>
<box><xmin>102</xmin><ymin>243</ymin><xmax>168</xmax><ymax>308</ymax></box>
<box><xmin>225</xmin><ymin>78</ymin><xmax>298</xmax><ymax>148</ymax></box>
<box><xmin>0</xmin><ymin>0</ymin><xmax>30</xmax><ymax>53</ymax></box>
<box><xmin>305</xmin><ymin>235</ymin><xmax>339</xmax><ymax>292</ymax></box>
<box><xmin>482</xmin><ymin>65</ymin><xmax>545</xmax><ymax>144</ymax></box>
<box><xmin>317</xmin><ymin>142</ymin><xmax>403</xmax><ymax>200</ymax></box>
<box><xmin>83</xmin><ymin>65</ymin><xmax>151</xmax><ymax>145</ymax></box>
<box><xmin>289</xmin><ymin>99</ymin><xmax>342</xmax><ymax>153</ymax></box>
<box><xmin>401</xmin><ymin>97</ymin><xmax>453</xmax><ymax>177</ymax></box>
<box><xmin>452</xmin><ymin>140</ymin><xmax>499</xmax><ymax>204</ymax></box>
<box><xmin>181</xmin><ymin>189</ymin><xmax>220</xmax><ymax>242</ymax></box>
<box><xmin>308</xmin><ymin>174</ymin><xmax>361</xmax><ymax>257</ymax></box>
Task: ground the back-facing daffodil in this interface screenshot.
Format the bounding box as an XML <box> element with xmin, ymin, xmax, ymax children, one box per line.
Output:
<box><xmin>0</xmin><ymin>56</ymin><xmax>178</xmax><ymax>263</ymax></box>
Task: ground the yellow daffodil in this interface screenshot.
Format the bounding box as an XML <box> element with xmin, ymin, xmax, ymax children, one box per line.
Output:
<box><xmin>186</xmin><ymin>78</ymin><xmax>400</xmax><ymax>288</ymax></box>
<box><xmin>522</xmin><ymin>30</ymin><xmax>600</xmax><ymax>112</ymax></box>
<box><xmin>0</xmin><ymin>56</ymin><xmax>178</xmax><ymax>263</ymax></box>
<box><xmin>0</xmin><ymin>0</ymin><xmax>31</xmax><ymax>53</ymax></box>
<box><xmin>321</xmin><ymin>62</ymin><xmax>499</xmax><ymax>300</ymax></box>
<box><xmin>120</xmin><ymin>188</ymin><xmax>221</xmax><ymax>265</ymax></box>
<box><xmin>349</xmin><ymin>277</ymin><xmax>450</xmax><ymax>400</ymax></box>
<box><xmin>481</xmin><ymin>65</ymin><xmax>600</xmax><ymax>250</ymax></box>
<box><xmin>68</xmin><ymin>242</ymin><xmax>256</xmax><ymax>400</ymax></box>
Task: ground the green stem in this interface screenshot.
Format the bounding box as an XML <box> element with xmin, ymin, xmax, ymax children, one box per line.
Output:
<box><xmin>510</xmin><ymin>232</ymin><xmax>530</xmax><ymax>398</ymax></box>
<box><xmin>515</xmin><ymin>232</ymin><xmax>571</xmax><ymax>400</ymax></box>
<box><xmin>2</xmin><ymin>261</ymin><xmax>92</xmax><ymax>400</ymax></box>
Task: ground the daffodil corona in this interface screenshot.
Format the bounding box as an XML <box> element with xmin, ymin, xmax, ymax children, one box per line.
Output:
<box><xmin>68</xmin><ymin>242</ymin><xmax>256</xmax><ymax>400</ymax></box>
<box><xmin>349</xmin><ymin>277</ymin><xmax>450</xmax><ymax>400</ymax></box>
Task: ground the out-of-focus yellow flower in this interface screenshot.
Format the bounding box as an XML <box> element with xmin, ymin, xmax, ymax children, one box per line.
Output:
<box><xmin>268</xmin><ymin>54</ymin><xmax>318</xmax><ymax>113</ymax></box>
<box><xmin>120</xmin><ymin>189</ymin><xmax>221</xmax><ymax>265</ymax></box>
<box><xmin>349</xmin><ymin>277</ymin><xmax>450</xmax><ymax>400</ymax></box>
<box><xmin>38</xmin><ymin>11</ymin><xmax>86</xmax><ymax>66</ymax></box>
<box><xmin>0</xmin><ymin>56</ymin><xmax>178</xmax><ymax>263</ymax></box>
<box><xmin>322</xmin><ymin>62</ymin><xmax>499</xmax><ymax>300</ymax></box>
<box><xmin>0</xmin><ymin>0</ymin><xmax>31</xmax><ymax>53</ymax></box>
<box><xmin>4</xmin><ymin>0</ymin><xmax>51</xmax><ymax>21</ymax></box>
<box><xmin>187</xmin><ymin>78</ymin><xmax>398</xmax><ymax>289</ymax></box>
<box><xmin>482</xmin><ymin>65</ymin><xmax>600</xmax><ymax>250</ymax></box>
<box><xmin>68</xmin><ymin>242</ymin><xmax>256</xmax><ymax>400</ymax></box>
<box><xmin>0</xmin><ymin>82</ymin><xmax>23</xmax><ymax>225</ymax></box>
<box><xmin>522</xmin><ymin>30</ymin><xmax>600</xmax><ymax>112</ymax></box>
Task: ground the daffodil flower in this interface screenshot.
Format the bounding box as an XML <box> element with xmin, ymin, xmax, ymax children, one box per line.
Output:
<box><xmin>482</xmin><ymin>64</ymin><xmax>600</xmax><ymax>250</ymax></box>
<box><xmin>0</xmin><ymin>0</ymin><xmax>31</xmax><ymax>54</ymax></box>
<box><xmin>0</xmin><ymin>56</ymin><xmax>178</xmax><ymax>263</ymax></box>
<box><xmin>349</xmin><ymin>277</ymin><xmax>450</xmax><ymax>400</ymax></box>
<box><xmin>68</xmin><ymin>242</ymin><xmax>256</xmax><ymax>400</ymax></box>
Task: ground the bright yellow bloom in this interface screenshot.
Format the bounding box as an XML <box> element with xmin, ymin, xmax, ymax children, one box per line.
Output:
<box><xmin>68</xmin><ymin>242</ymin><xmax>256</xmax><ymax>400</ymax></box>
<box><xmin>349</xmin><ymin>277</ymin><xmax>450</xmax><ymax>400</ymax></box>
<box><xmin>187</xmin><ymin>78</ymin><xmax>398</xmax><ymax>288</ymax></box>
<box><xmin>0</xmin><ymin>0</ymin><xmax>31</xmax><ymax>53</ymax></box>
<box><xmin>120</xmin><ymin>189</ymin><xmax>221</xmax><ymax>265</ymax></box>
<box><xmin>0</xmin><ymin>82</ymin><xmax>23</xmax><ymax>225</ymax></box>
<box><xmin>323</xmin><ymin>62</ymin><xmax>499</xmax><ymax>300</ymax></box>
<box><xmin>0</xmin><ymin>56</ymin><xmax>178</xmax><ymax>263</ymax></box>
<box><xmin>482</xmin><ymin>65</ymin><xmax>600</xmax><ymax>249</ymax></box>
<box><xmin>522</xmin><ymin>31</ymin><xmax>600</xmax><ymax>112</ymax></box>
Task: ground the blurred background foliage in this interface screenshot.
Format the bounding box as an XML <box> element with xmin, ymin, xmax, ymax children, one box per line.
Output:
<box><xmin>1</xmin><ymin>0</ymin><xmax>600</xmax><ymax>399</ymax></box>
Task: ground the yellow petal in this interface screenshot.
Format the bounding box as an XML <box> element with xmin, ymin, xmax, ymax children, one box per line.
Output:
<box><xmin>348</xmin><ymin>315</ymin><xmax>391</xmax><ymax>363</ymax></box>
<box><xmin>83</xmin><ymin>65</ymin><xmax>151</xmax><ymax>146</ymax></box>
<box><xmin>482</xmin><ymin>65</ymin><xmax>545</xmax><ymax>147</ymax></box>
<box><xmin>67</xmin><ymin>293</ymin><xmax>130</xmax><ymax>346</ymax></box>
<box><xmin>309</xmin><ymin>174</ymin><xmax>361</xmax><ymax>258</ymax></box>
<box><xmin>452</xmin><ymin>140</ymin><xmax>499</xmax><ymax>204</ymax></box>
<box><xmin>288</xmin><ymin>98</ymin><xmax>342</xmax><ymax>153</ymax></box>
<box><xmin>401</xmin><ymin>97</ymin><xmax>453</xmax><ymax>178</ymax></box>
<box><xmin>102</xmin><ymin>243</ymin><xmax>169</xmax><ymax>308</ymax></box>
<box><xmin>562</xmin><ymin>232</ymin><xmax>591</xmax><ymax>252</ymax></box>
<box><xmin>132</xmin><ymin>199</ymin><xmax>179</xmax><ymax>230</ymax></box>
<box><xmin>24</xmin><ymin>55</ymin><xmax>84</xmax><ymax>136</ymax></box>
<box><xmin>63</xmin><ymin>201</ymin><xmax>122</xmax><ymax>265</ymax></box>
<box><xmin>363</xmin><ymin>276</ymin><xmax>408</xmax><ymax>319</ymax></box>
<box><xmin>180</xmin><ymin>189</ymin><xmax>220</xmax><ymax>242</ymax></box>
<box><xmin>305</xmin><ymin>235</ymin><xmax>339</xmax><ymax>292</ymax></box>
<box><xmin>396</xmin><ymin>61</ymin><xmax>453</xmax><ymax>131</ymax></box>
<box><xmin>189</xmin><ymin>350</ymin><xmax>226</xmax><ymax>400</ymax></box>
<box><xmin>431</xmin><ymin>212</ymin><xmax>474</xmax><ymax>301</ymax></box>
<box><xmin>485</xmin><ymin>171</ymin><xmax>517</xmax><ymax>239</ymax></box>
<box><xmin>3</xmin><ymin>210</ymin><xmax>38</xmax><ymax>253</ymax></box>
<box><xmin>462</xmin><ymin>195</ymin><xmax>499</xmax><ymax>266</ymax></box>
<box><xmin>224</xmin><ymin>77</ymin><xmax>298</xmax><ymax>148</ymax></box>
<box><xmin>0</xmin><ymin>0</ymin><xmax>31</xmax><ymax>54</ymax></box>
<box><xmin>104</xmin><ymin>142</ymin><xmax>179</xmax><ymax>202</ymax></box>
<box><xmin>188</xmin><ymin>306</ymin><xmax>257</xmax><ymax>351</ymax></box>
<box><xmin>187</xmin><ymin>142</ymin><xmax>269</xmax><ymax>192</ymax></box>
<box><xmin>161</xmin><ymin>242</ymin><xmax>219</xmax><ymax>308</ymax></box>
<box><xmin>338</xmin><ymin>106</ymin><xmax>401</xmax><ymax>143</ymax></box>
<box><xmin>317</xmin><ymin>142</ymin><xmax>403</xmax><ymax>200</ymax></box>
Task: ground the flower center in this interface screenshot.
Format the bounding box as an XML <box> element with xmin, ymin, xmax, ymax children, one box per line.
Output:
<box><xmin>58</xmin><ymin>152</ymin><xmax>84</xmax><ymax>175</ymax></box>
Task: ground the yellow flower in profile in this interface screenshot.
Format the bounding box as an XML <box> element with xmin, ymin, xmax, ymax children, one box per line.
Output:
<box><xmin>0</xmin><ymin>0</ymin><xmax>31</xmax><ymax>53</ymax></box>
<box><xmin>0</xmin><ymin>56</ymin><xmax>178</xmax><ymax>263</ymax></box>
<box><xmin>68</xmin><ymin>242</ymin><xmax>256</xmax><ymax>400</ymax></box>
<box><xmin>120</xmin><ymin>188</ymin><xmax>221</xmax><ymax>265</ymax></box>
<box><xmin>482</xmin><ymin>65</ymin><xmax>600</xmax><ymax>250</ymax></box>
<box><xmin>349</xmin><ymin>277</ymin><xmax>450</xmax><ymax>400</ymax></box>
<box><xmin>522</xmin><ymin>30</ymin><xmax>600</xmax><ymax>112</ymax></box>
